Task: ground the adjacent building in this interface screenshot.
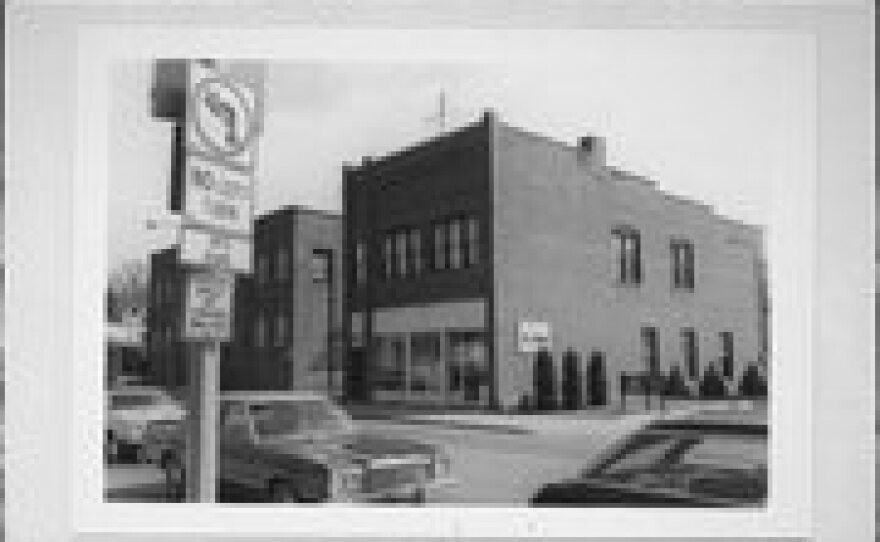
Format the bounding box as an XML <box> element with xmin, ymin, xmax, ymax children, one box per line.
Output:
<box><xmin>343</xmin><ymin>111</ymin><xmax>768</xmax><ymax>410</ymax></box>
<box><xmin>146</xmin><ymin>206</ymin><xmax>343</xmax><ymax>394</ymax></box>
<box><xmin>223</xmin><ymin>206</ymin><xmax>343</xmax><ymax>395</ymax></box>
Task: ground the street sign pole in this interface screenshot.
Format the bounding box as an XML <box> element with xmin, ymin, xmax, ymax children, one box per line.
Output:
<box><xmin>185</xmin><ymin>340</ymin><xmax>220</xmax><ymax>502</ymax></box>
<box><xmin>155</xmin><ymin>59</ymin><xmax>261</xmax><ymax>503</ymax></box>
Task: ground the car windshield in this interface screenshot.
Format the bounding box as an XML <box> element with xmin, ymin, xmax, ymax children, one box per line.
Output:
<box><xmin>111</xmin><ymin>394</ymin><xmax>163</xmax><ymax>409</ymax></box>
<box><xmin>677</xmin><ymin>434</ymin><xmax>766</xmax><ymax>471</ymax></box>
<box><xmin>251</xmin><ymin>400</ymin><xmax>350</xmax><ymax>438</ymax></box>
<box><xmin>598</xmin><ymin>432</ymin><xmax>685</xmax><ymax>478</ymax></box>
<box><xmin>595</xmin><ymin>428</ymin><xmax>767</xmax><ymax>496</ymax></box>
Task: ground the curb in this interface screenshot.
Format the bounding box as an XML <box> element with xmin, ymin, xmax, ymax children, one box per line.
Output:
<box><xmin>391</xmin><ymin>417</ymin><xmax>534</xmax><ymax>435</ymax></box>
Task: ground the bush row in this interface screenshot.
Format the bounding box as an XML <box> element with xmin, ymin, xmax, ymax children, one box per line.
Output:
<box><xmin>522</xmin><ymin>348</ymin><xmax>768</xmax><ymax>411</ymax></box>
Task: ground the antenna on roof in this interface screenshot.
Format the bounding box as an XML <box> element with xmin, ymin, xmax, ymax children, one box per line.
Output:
<box><xmin>424</xmin><ymin>91</ymin><xmax>449</xmax><ymax>134</ymax></box>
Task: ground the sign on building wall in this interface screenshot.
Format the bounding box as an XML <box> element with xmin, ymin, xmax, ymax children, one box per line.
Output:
<box><xmin>518</xmin><ymin>321</ymin><xmax>552</xmax><ymax>353</ymax></box>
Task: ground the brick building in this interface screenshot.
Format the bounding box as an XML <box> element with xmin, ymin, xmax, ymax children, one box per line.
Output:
<box><xmin>146</xmin><ymin>206</ymin><xmax>343</xmax><ymax>393</ymax></box>
<box><xmin>146</xmin><ymin>246</ymin><xmax>187</xmax><ymax>389</ymax></box>
<box><xmin>343</xmin><ymin>111</ymin><xmax>768</xmax><ymax>410</ymax></box>
<box><xmin>224</xmin><ymin>206</ymin><xmax>343</xmax><ymax>394</ymax></box>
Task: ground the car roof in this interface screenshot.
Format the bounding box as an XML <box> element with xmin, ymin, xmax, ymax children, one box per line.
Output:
<box><xmin>646</xmin><ymin>406</ymin><xmax>768</xmax><ymax>435</ymax></box>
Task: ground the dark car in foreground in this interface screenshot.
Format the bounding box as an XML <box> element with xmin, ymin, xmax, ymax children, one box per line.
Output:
<box><xmin>160</xmin><ymin>393</ymin><xmax>454</xmax><ymax>504</ymax></box>
<box><xmin>531</xmin><ymin>407</ymin><xmax>768</xmax><ymax>507</ymax></box>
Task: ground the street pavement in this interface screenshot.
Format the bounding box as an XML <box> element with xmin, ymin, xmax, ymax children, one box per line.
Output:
<box><xmin>358</xmin><ymin>417</ymin><xmax>636</xmax><ymax>505</ymax></box>
<box><xmin>105</xmin><ymin>414</ymin><xmax>639</xmax><ymax>505</ymax></box>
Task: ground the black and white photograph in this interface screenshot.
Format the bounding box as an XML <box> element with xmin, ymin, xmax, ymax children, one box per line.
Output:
<box><xmin>104</xmin><ymin>41</ymin><xmax>796</xmax><ymax>507</ymax></box>
<box><xmin>5</xmin><ymin>3</ymin><xmax>875</xmax><ymax>541</ymax></box>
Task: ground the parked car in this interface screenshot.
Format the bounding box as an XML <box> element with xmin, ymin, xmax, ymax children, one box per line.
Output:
<box><xmin>161</xmin><ymin>392</ymin><xmax>454</xmax><ymax>504</ymax></box>
<box><xmin>531</xmin><ymin>407</ymin><xmax>768</xmax><ymax>507</ymax></box>
<box><xmin>105</xmin><ymin>386</ymin><xmax>187</xmax><ymax>463</ymax></box>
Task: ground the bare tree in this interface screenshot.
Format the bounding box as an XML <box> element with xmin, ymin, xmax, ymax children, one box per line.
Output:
<box><xmin>107</xmin><ymin>259</ymin><xmax>150</xmax><ymax>322</ymax></box>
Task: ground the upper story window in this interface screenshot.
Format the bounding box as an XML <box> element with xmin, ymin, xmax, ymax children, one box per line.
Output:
<box><xmin>613</xmin><ymin>227</ymin><xmax>642</xmax><ymax>285</ymax></box>
<box><xmin>681</xmin><ymin>328</ymin><xmax>699</xmax><ymax>379</ymax></box>
<box><xmin>409</xmin><ymin>229</ymin><xmax>422</xmax><ymax>275</ymax></box>
<box><xmin>448</xmin><ymin>219</ymin><xmax>462</xmax><ymax>270</ymax></box>
<box><xmin>433</xmin><ymin>222</ymin><xmax>447</xmax><ymax>271</ymax></box>
<box><xmin>383</xmin><ymin>236</ymin><xmax>395</xmax><ymax>280</ymax></box>
<box><xmin>380</xmin><ymin>228</ymin><xmax>422</xmax><ymax>280</ymax></box>
<box><xmin>257</xmin><ymin>254</ymin><xmax>270</xmax><ymax>285</ymax></box>
<box><xmin>355</xmin><ymin>241</ymin><xmax>367</xmax><ymax>286</ymax></box>
<box><xmin>720</xmin><ymin>331</ymin><xmax>734</xmax><ymax>379</ymax></box>
<box><xmin>433</xmin><ymin>215</ymin><xmax>480</xmax><ymax>271</ymax></box>
<box><xmin>274</xmin><ymin>311</ymin><xmax>288</xmax><ymax>347</ymax></box>
<box><xmin>275</xmin><ymin>247</ymin><xmax>289</xmax><ymax>281</ymax></box>
<box><xmin>671</xmin><ymin>239</ymin><xmax>695</xmax><ymax>290</ymax></box>
<box><xmin>311</xmin><ymin>249</ymin><xmax>332</xmax><ymax>283</ymax></box>
<box><xmin>254</xmin><ymin>312</ymin><xmax>266</xmax><ymax>348</ymax></box>
<box><xmin>465</xmin><ymin>217</ymin><xmax>480</xmax><ymax>267</ymax></box>
<box><xmin>396</xmin><ymin>231</ymin><xmax>409</xmax><ymax>277</ymax></box>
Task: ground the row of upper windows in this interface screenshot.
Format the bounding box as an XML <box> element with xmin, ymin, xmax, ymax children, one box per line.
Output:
<box><xmin>150</xmin><ymin>309</ymin><xmax>293</xmax><ymax>348</ymax></box>
<box><xmin>642</xmin><ymin>327</ymin><xmax>735</xmax><ymax>380</ymax></box>
<box><xmin>252</xmin><ymin>310</ymin><xmax>291</xmax><ymax>348</ymax></box>
<box><xmin>255</xmin><ymin>248</ymin><xmax>334</xmax><ymax>285</ymax></box>
<box><xmin>354</xmin><ymin>215</ymin><xmax>480</xmax><ymax>284</ymax></box>
<box><xmin>613</xmin><ymin>228</ymin><xmax>696</xmax><ymax>290</ymax></box>
<box><xmin>153</xmin><ymin>277</ymin><xmax>181</xmax><ymax>305</ymax></box>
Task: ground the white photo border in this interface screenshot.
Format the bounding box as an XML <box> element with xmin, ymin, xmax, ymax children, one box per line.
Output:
<box><xmin>73</xmin><ymin>25</ymin><xmax>812</xmax><ymax>539</ymax></box>
<box><xmin>6</xmin><ymin>2</ymin><xmax>874</xmax><ymax>541</ymax></box>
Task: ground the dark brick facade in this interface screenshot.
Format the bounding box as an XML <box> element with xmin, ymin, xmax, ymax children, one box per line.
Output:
<box><xmin>147</xmin><ymin>206</ymin><xmax>342</xmax><ymax>393</ymax></box>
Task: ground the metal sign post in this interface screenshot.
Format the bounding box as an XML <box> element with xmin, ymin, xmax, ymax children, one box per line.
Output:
<box><xmin>184</xmin><ymin>340</ymin><xmax>220</xmax><ymax>502</ymax></box>
<box><xmin>167</xmin><ymin>59</ymin><xmax>262</xmax><ymax>503</ymax></box>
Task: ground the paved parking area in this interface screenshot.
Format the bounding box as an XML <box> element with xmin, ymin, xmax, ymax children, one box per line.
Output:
<box><xmin>105</xmin><ymin>414</ymin><xmax>636</xmax><ymax>504</ymax></box>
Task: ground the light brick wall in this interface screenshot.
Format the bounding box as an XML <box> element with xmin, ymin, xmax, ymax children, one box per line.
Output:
<box><xmin>492</xmin><ymin>120</ymin><xmax>764</xmax><ymax>409</ymax></box>
<box><xmin>289</xmin><ymin>211</ymin><xmax>344</xmax><ymax>393</ymax></box>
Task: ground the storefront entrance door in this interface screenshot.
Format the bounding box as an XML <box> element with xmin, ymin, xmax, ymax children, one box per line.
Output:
<box><xmin>447</xmin><ymin>331</ymin><xmax>489</xmax><ymax>407</ymax></box>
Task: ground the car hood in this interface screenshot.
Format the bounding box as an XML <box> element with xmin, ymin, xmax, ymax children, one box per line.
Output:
<box><xmin>259</xmin><ymin>431</ymin><xmax>435</xmax><ymax>469</ymax></box>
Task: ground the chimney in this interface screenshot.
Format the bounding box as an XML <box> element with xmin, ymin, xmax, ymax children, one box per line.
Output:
<box><xmin>577</xmin><ymin>135</ymin><xmax>606</xmax><ymax>167</ymax></box>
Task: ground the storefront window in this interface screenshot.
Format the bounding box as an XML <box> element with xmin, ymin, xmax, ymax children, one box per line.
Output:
<box><xmin>410</xmin><ymin>333</ymin><xmax>443</xmax><ymax>398</ymax></box>
<box><xmin>373</xmin><ymin>336</ymin><xmax>406</xmax><ymax>395</ymax></box>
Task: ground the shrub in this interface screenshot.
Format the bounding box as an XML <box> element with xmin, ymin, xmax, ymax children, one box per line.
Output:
<box><xmin>738</xmin><ymin>364</ymin><xmax>768</xmax><ymax>397</ymax></box>
<box><xmin>533</xmin><ymin>348</ymin><xmax>557</xmax><ymax>411</ymax></box>
<box><xmin>664</xmin><ymin>365</ymin><xmax>689</xmax><ymax>397</ymax></box>
<box><xmin>516</xmin><ymin>394</ymin><xmax>534</xmax><ymax>413</ymax></box>
<box><xmin>561</xmin><ymin>349</ymin><xmax>582</xmax><ymax>410</ymax></box>
<box><xmin>699</xmin><ymin>364</ymin><xmax>726</xmax><ymax>398</ymax></box>
<box><xmin>586</xmin><ymin>351</ymin><xmax>607</xmax><ymax>407</ymax></box>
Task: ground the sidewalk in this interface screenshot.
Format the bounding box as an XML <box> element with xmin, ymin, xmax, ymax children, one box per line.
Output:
<box><xmin>349</xmin><ymin>400</ymin><xmax>764</xmax><ymax>436</ymax></box>
<box><xmin>351</xmin><ymin>406</ymin><xmax>658</xmax><ymax>436</ymax></box>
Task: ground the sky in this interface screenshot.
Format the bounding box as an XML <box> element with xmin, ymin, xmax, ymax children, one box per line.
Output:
<box><xmin>108</xmin><ymin>32</ymin><xmax>814</xmax><ymax>270</ymax></box>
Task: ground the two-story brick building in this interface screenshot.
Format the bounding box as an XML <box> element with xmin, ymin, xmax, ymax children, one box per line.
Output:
<box><xmin>223</xmin><ymin>206</ymin><xmax>343</xmax><ymax>394</ymax></box>
<box><xmin>146</xmin><ymin>206</ymin><xmax>343</xmax><ymax>394</ymax></box>
<box><xmin>343</xmin><ymin>110</ymin><xmax>768</xmax><ymax>410</ymax></box>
